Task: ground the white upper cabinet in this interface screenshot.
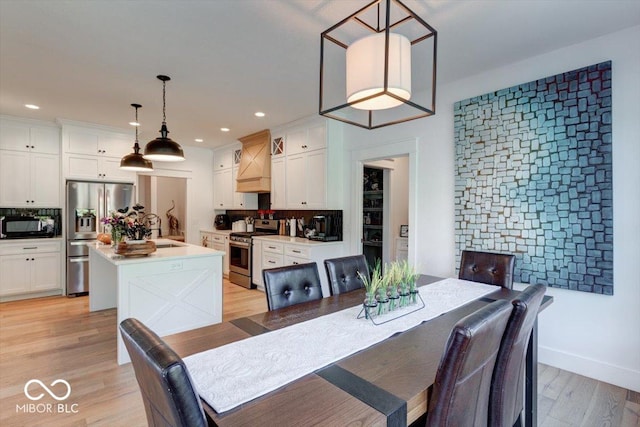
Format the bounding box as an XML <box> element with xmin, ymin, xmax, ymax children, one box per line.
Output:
<box><xmin>212</xmin><ymin>145</ymin><xmax>257</xmax><ymax>210</ymax></box>
<box><xmin>0</xmin><ymin>121</ymin><xmax>59</xmax><ymax>154</ymax></box>
<box><xmin>60</xmin><ymin>121</ymin><xmax>136</xmax><ymax>182</ymax></box>
<box><xmin>64</xmin><ymin>129</ymin><xmax>132</xmax><ymax>158</ymax></box>
<box><xmin>214</xmin><ymin>148</ymin><xmax>234</xmax><ymax>170</ymax></box>
<box><xmin>213</xmin><ymin>168</ymin><xmax>233</xmax><ymax>209</ymax></box>
<box><xmin>269</xmin><ymin>116</ymin><xmax>341</xmax><ymax>210</ymax></box>
<box><xmin>0</xmin><ymin>117</ymin><xmax>61</xmax><ymax>207</ymax></box>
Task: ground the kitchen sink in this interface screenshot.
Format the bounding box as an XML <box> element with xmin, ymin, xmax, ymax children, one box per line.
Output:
<box><xmin>155</xmin><ymin>243</ymin><xmax>185</xmax><ymax>249</ymax></box>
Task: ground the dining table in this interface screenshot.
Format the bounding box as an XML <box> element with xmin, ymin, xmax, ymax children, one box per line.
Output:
<box><xmin>163</xmin><ymin>275</ymin><xmax>553</xmax><ymax>427</ymax></box>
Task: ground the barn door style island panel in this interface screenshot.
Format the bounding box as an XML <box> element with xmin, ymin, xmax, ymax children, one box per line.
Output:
<box><xmin>88</xmin><ymin>239</ymin><xmax>224</xmax><ymax>364</ymax></box>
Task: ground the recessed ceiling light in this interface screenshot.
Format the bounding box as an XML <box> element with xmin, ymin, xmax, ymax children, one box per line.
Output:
<box><xmin>220</xmin><ymin>128</ymin><xmax>230</xmax><ymax>132</ymax></box>
<box><xmin>129</xmin><ymin>121</ymin><xmax>140</xmax><ymax>126</ymax></box>
<box><xmin>254</xmin><ymin>112</ymin><xmax>265</xmax><ymax>118</ymax></box>
<box><xmin>194</xmin><ymin>138</ymin><xmax>204</xmax><ymax>143</ymax></box>
<box><xmin>25</xmin><ymin>104</ymin><xmax>40</xmax><ymax>110</ymax></box>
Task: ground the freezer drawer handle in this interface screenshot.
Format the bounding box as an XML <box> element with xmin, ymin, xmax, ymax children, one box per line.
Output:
<box><xmin>69</xmin><ymin>257</ymin><xmax>89</xmax><ymax>263</ymax></box>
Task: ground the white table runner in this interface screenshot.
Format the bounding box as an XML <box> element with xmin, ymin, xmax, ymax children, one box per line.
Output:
<box><xmin>184</xmin><ymin>278</ymin><xmax>499</xmax><ymax>413</ymax></box>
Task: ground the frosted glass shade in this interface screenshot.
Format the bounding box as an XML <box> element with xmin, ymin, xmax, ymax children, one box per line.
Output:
<box><xmin>346</xmin><ymin>32</ymin><xmax>411</xmax><ymax>110</ymax></box>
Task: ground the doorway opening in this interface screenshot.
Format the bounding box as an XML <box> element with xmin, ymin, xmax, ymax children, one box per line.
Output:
<box><xmin>138</xmin><ymin>175</ymin><xmax>187</xmax><ymax>240</ymax></box>
<box><xmin>361</xmin><ymin>157</ymin><xmax>409</xmax><ymax>268</ymax></box>
<box><xmin>350</xmin><ymin>137</ymin><xmax>417</xmax><ymax>267</ymax></box>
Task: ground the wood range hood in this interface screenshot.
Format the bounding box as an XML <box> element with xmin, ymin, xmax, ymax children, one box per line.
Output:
<box><xmin>236</xmin><ymin>129</ymin><xmax>271</xmax><ymax>193</ymax></box>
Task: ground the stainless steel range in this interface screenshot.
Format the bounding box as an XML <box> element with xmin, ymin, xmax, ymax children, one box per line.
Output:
<box><xmin>229</xmin><ymin>219</ymin><xmax>278</xmax><ymax>289</ymax></box>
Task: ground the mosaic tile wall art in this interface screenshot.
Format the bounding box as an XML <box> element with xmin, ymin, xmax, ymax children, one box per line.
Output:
<box><xmin>454</xmin><ymin>61</ymin><xmax>613</xmax><ymax>294</ymax></box>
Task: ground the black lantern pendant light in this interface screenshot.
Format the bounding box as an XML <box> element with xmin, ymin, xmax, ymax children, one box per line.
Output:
<box><xmin>143</xmin><ymin>75</ymin><xmax>185</xmax><ymax>162</ymax></box>
<box><xmin>120</xmin><ymin>104</ymin><xmax>154</xmax><ymax>171</ymax></box>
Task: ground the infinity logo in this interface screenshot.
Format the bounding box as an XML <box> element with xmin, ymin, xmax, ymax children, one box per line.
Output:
<box><xmin>24</xmin><ymin>379</ymin><xmax>72</xmax><ymax>401</ymax></box>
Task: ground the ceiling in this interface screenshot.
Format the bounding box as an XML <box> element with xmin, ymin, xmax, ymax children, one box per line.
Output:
<box><xmin>1</xmin><ymin>0</ymin><xmax>638</xmax><ymax>150</ymax></box>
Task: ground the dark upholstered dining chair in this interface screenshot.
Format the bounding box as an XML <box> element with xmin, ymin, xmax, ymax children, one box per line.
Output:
<box><xmin>426</xmin><ymin>300</ymin><xmax>512</xmax><ymax>427</ymax></box>
<box><xmin>324</xmin><ymin>254</ymin><xmax>370</xmax><ymax>295</ymax></box>
<box><xmin>490</xmin><ymin>285</ymin><xmax>546</xmax><ymax>427</ymax></box>
<box><xmin>263</xmin><ymin>262</ymin><xmax>323</xmax><ymax>311</ymax></box>
<box><xmin>119</xmin><ymin>318</ymin><xmax>209</xmax><ymax>427</ymax></box>
<box><xmin>459</xmin><ymin>250</ymin><xmax>516</xmax><ymax>289</ymax></box>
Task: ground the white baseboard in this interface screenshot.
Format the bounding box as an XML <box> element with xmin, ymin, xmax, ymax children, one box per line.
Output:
<box><xmin>539</xmin><ymin>346</ymin><xmax>640</xmax><ymax>392</ymax></box>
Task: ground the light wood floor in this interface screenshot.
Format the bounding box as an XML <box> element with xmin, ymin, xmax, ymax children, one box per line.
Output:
<box><xmin>0</xmin><ymin>280</ymin><xmax>638</xmax><ymax>427</ymax></box>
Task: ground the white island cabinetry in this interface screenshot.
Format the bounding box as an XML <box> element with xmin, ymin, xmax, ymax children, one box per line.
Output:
<box><xmin>88</xmin><ymin>239</ymin><xmax>224</xmax><ymax>364</ymax></box>
<box><xmin>253</xmin><ymin>235</ymin><xmax>345</xmax><ymax>296</ymax></box>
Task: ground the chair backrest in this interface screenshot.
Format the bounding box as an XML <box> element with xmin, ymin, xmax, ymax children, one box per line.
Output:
<box><xmin>263</xmin><ymin>262</ymin><xmax>323</xmax><ymax>311</ymax></box>
<box><xmin>324</xmin><ymin>254</ymin><xmax>370</xmax><ymax>295</ymax></box>
<box><xmin>119</xmin><ymin>318</ymin><xmax>208</xmax><ymax>427</ymax></box>
<box><xmin>426</xmin><ymin>300</ymin><xmax>512</xmax><ymax>427</ymax></box>
<box><xmin>459</xmin><ymin>250</ymin><xmax>516</xmax><ymax>289</ymax></box>
<box><xmin>489</xmin><ymin>285</ymin><xmax>546</xmax><ymax>427</ymax></box>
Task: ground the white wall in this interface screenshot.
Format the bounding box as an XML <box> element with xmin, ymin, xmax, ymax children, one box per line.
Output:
<box><xmin>340</xmin><ymin>26</ymin><xmax>640</xmax><ymax>391</ymax></box>
<box><xmin>181</xmin><ymin>145</ymin><xmax>214</xmax><ymax>245</ymax></box>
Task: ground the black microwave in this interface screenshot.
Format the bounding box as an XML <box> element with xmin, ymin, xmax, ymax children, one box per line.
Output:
<box><xmin>0</xmin><ymin>215</ymin><xmax>56</xmax><ymax>239</ymax></box>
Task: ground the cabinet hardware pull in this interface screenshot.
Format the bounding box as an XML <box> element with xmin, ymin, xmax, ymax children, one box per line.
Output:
<box><xmin>268</xmin><ymin>260</ymin><xmax>275</xmax><ymax>264</ymax></box>
<box><xmin>292</xmin><ymin>250</ymin><xmax>301</xmax><ymax>253</ymax></box>
<box><xmin>23</xmin><ymin>247</ymin><xmax>37</xmax><ymax>250</ymax></box>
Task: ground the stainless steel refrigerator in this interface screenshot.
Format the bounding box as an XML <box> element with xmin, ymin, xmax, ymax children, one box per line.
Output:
<box><xmin>66</xmin><ymin>181</ymin><xmax>135</xmax><ymax>295</ymax></box>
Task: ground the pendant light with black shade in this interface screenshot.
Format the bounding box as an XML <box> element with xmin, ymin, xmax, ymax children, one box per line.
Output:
<box><xmin>143</xmin><ymin>75</ymin><xmax>185</xmax><ymax>162</ymax></box>
<box><xmin>120</xmin><ymin>103</ymin><xmax>154</xmax><ymax>171</ymax></box>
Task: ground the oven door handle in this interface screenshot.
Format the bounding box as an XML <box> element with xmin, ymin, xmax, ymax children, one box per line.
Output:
<box><xmin>229</xmin><ymin>241</ymin><xmax>250</xmax><ymax>249</ymax></box>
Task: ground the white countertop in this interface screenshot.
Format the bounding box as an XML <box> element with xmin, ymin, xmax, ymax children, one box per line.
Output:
<box><xmin>89</xmin><ymin>238</ymin><xmax>224</xmax><ymax>265</ymax></box>
<box><xmin>252</xmin><ymin>235</ymin><xmax>343</xmax><ymax>246</ymax></box>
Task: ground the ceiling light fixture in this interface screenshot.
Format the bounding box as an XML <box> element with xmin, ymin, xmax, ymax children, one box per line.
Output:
<box><xmin>120</xmin><ymin>104</ymin><xmax>154</xmax><ymax>172</ymax></box>
<box><xmin>220</xmin><ymin>128</ymin><xmax>230</xmax><ymax>132</ymax></box>
<box><xmin>194</xmin><ymin>138</ymin><xmax>204</xmax><ymax>143</ymax></box>
<box><xmin>25</xmin><ymin>104</ymin><xmax>40</xmax><ymax>110</ymax></box>
<box><xmin>320</xmin><ymin>0</ymin><xmax>437</xmax><ymax>129</ymax></box>
<box><xmin>254</xmin><ymin>112</ymin><xmax>265</xmax><ymax>118</ymax></box>
<box><xmin>143</xmin><ymin>75</ymin><xmax>185</xmax><ymax>162</ymax></box>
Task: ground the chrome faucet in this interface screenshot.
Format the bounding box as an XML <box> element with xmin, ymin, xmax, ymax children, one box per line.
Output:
<box><xmin>143</xmin><ymin>213</ymin><xmax>162</xmax><ymax>239</ymax></box>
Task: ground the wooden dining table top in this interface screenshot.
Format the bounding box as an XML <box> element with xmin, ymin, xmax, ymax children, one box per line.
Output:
<box><xmin>163</xmin><ymin>275</ymin><xmax>553</xmax><ymax>426</ymax></box>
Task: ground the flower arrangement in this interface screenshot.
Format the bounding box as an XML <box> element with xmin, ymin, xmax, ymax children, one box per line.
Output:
<box><xmin>101</xmin><ymin>204</ymin><xmax>151</xmax><ymax>244</ymax></box>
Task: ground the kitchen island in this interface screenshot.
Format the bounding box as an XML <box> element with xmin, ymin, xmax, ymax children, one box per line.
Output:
<box><xmin>88</xmin><ymin>239</ymin><xmax>224</xmax><ymax>364</ymax></box>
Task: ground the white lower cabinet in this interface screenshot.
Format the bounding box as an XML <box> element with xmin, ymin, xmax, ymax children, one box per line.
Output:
<box><xmin>255</xmin><ymin>237</ymin><xmax>345</xmax><ymax>297</ymax></box>
<box><xmin>262</xmin><ymin>241</ymin><xmax>284</xmax><ymax>271</ymax></box>
<box><xmin>0</xmin><ymin>241</ymin><xmax>62</xmax><ymax>299</ymax></box>
<box><xmin>200</xmin><ymin>230</ymin><xmax>229</xmax><ymax>276</ymax></box>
